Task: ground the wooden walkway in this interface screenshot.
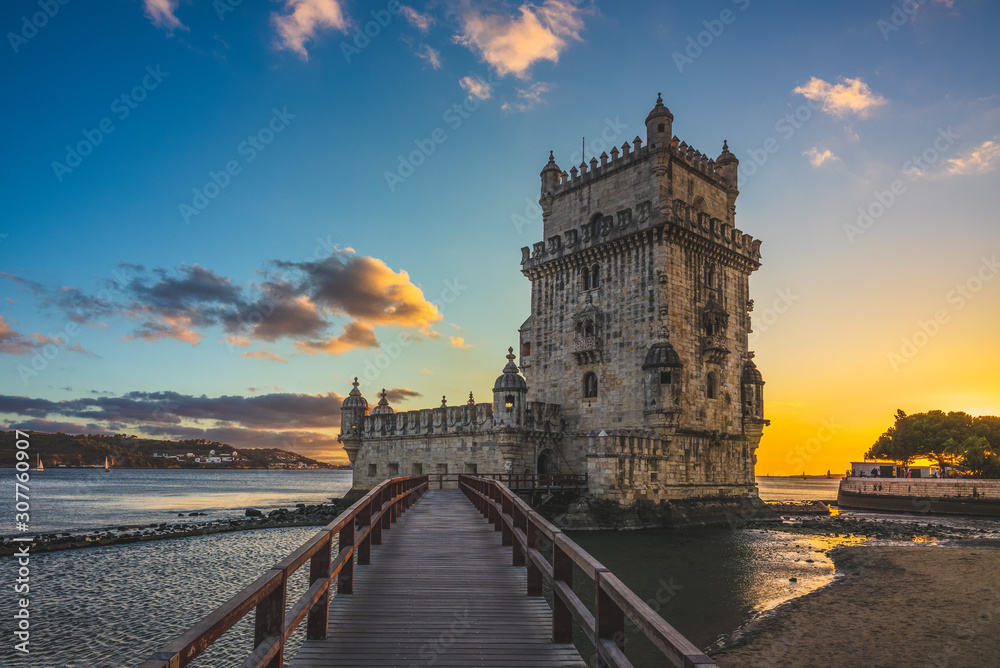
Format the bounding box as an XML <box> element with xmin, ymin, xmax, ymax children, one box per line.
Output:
<box><xmin>289</xmin><ymin>489</ymin><xmax>587</xmax><ymax>668</ymax></box>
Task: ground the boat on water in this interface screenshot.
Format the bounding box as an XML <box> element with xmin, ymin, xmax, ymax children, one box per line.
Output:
<box><xmin>36</xmin><ymin>454</ymin><xmax>44</xmax><ymax>472</ymax></box>
<box><xmin>104</xmin><ymin>456</ymin><xmax>111</xmax><ymax>472</ymax></box>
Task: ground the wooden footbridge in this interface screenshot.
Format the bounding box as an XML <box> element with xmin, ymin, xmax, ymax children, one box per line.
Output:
<box><xmin>141</xmin><ymin>475</ymin><xmax>717</xmax><ymax>668</ymax></box>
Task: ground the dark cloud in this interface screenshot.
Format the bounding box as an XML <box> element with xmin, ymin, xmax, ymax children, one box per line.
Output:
<box><xmin>0</xmin><ymin>315</ymin><xmax>97</xmax><ymax>356</ymax></box>
<box><xmin>1</xmin><ymin>418</ymin><xmax>114</xmax><ymax>435</ymax></box>
<box><xmin>0</xmin><ymin>390</ymin><xmax>344</xmax><ymax>430</ymax></box>
<box><xmin>383</xmin><ymin>387</ymin><xmax>421</xmax><ymax>403</ymax></box>
<box><xmin>3</xmin><ymin>251</ymin><xmax>442</xmax><ymax>357</ymax></box>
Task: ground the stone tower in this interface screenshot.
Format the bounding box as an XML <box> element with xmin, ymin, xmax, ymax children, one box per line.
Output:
<box><xmin>518</xmin><ymin>94</ymin><xmax>768</xmax><ymax>502</ymax></box>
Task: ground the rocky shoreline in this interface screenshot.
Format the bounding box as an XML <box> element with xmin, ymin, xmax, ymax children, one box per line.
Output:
<box><xmin>0</xmin><ymin>501</ymin><xmax>346</xmax><ymax>557</ymax></box>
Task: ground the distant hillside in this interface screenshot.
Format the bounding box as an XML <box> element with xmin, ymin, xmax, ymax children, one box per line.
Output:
<box><xmin>1</xmin><ymin>431</ymin><xmax>342</xmax><ymax>469</ymax></box>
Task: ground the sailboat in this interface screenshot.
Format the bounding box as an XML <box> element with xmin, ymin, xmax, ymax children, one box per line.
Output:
<box><xmin>36</xmin><ymin>454</ymin><xmax>44</xmax><ymax>472</ymax></box>
<box><xmin>104</xmin><ymin>456</ymin><xmax>110</xmax><ymax>472</ymax></box>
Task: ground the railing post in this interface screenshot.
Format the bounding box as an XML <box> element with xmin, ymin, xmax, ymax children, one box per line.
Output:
<box><xmin>526</xmin><ymin>516</ymin><xmax>542</xmax><ymax>596</ymax></box>
<box><xmin>595</xmin><ymin>570</ymin><xmax>625</xmax><ymax>667</ymax></box>
<box><xmin>254</xmin><ymin>570</ymin><xmax>285</xmax><ymax>668</ymax></box>
<box><xmin>338</xmin><ymin>514</ymin><xmax>355</xmax><ymax>595</ymax></box>
<box><xmin>501</xmin><ymin>493</ymin><xmax>512</xmax><ymax>546</ymax></box>
<box><xmin>306</xmin><ymin>533</ymin><xmax>332</xmax><ymax>640</ymax></box>
<box><xmin>381</xmin><ymin>483</ymin><xmax>392</xmax><ymax>532</ymax></box>
<box><xmin>357</xmin><ymin>495</ymin><xmax>372</xmax><ymax>566</ymax></box>
<box><xmin>553</xmin><ymin>536</ymin><xmax>572</xmax><ymax>644</ymax></box>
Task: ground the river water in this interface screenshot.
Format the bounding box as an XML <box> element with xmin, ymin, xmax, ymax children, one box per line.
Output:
<box><xmin>0</xmin><ymin>473</ymin><xmax>852</xmax><ymax>667</ymax></box>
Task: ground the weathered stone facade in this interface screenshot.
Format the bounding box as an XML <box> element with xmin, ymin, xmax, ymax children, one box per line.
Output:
<box><xmin>340</xmin><ymin>95</ymin><xmax>768</xmax><ymax>503</ymax></box>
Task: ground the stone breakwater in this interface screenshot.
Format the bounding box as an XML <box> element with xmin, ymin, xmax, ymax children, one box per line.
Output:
<box><xmin>838</xmin><ymin>478</ymin><xmax>1000</xmax><ymax>517</ymax></box>
<box><xmin>0</xmin><ymin>501</ymin><xmax>344</xmax><ymax>557</ymax></box>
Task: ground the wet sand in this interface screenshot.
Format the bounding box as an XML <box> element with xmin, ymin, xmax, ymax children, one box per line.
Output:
<box><xmin>712</xmin><ymin>544</ymin><xmax>1000</xmax><ymax>667</ymax></box>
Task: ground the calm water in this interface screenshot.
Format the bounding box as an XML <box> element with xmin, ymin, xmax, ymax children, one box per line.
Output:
<box><xmin>0</xmin><ymin>472</ymin><xmax>852</xmax><ymax>666</ymax></box>
<box><xmin>0</xmin><ymin>468</ymin><xmax>353</xmax><ymax>535</ymax></box>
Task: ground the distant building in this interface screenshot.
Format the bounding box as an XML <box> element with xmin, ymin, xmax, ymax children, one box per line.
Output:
<box><xmin>340</xmin><ymin>95</ymin><xmax>768</xmax><ymax>504</ymax></box>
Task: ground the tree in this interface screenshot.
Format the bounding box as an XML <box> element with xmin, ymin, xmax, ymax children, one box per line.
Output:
<box><xmin>865</xmin><ymin>409</ymin><xmax>921</xmax><ymax>465</ymax></box>
<box><xmin>947</xmin><ymin>436</ymin><xmax>1000</xmax><ymax>478</ymax></box>
<box><xmin>866</xmin><ymin>410</ymin><xmax>1000</xmax><ymax>477</ymax></box>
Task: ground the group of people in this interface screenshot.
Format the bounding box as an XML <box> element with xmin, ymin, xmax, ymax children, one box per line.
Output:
<box><xmin>848</xmin><ymin>467</ymin><xmax>943</xmax><ymax>478</ymax></box>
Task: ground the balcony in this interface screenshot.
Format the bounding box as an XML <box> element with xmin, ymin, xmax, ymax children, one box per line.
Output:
<box><xmin>572</xmin><ymin>336</ymin><xmax>601</xmax><ymax>365</ymax></box>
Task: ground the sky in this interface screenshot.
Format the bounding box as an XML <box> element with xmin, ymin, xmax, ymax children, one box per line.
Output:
<box><xmin>1</xmin><ymin>0</ymin><xmax>998</xmax><ymax>471</ymax></box>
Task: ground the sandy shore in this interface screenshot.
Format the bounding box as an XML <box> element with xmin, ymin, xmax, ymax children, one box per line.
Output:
<box><xmin>711</xmin><ymin>543</ymin><xmax>1000</xmax><ymax>667</ymax></box>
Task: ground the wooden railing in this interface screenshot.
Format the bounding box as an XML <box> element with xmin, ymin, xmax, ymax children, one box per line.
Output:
<box><xmin>139</xmin><ymin>475</ymin><xmax>429</xmax><ymax>668</ymax></box>
<box><xmin>459</xmin><ymin>475</ymin><xmax>718</xmax><ymax>668</ymax></box>
<box><xmin>426</xmin><ymin>472</ymin><xmax>587</xmax><ymax>492</ymax></box>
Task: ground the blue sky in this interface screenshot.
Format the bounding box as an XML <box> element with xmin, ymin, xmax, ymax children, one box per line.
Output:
<box><xmin>1</xmin><ymin>0</ymin><xmax>998</xmax><ymax>467</ymax></box>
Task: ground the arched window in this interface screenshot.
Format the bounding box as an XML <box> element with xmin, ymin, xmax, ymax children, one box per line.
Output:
<box><xmin>707</xmin><ymin>372</ymin><xmax>718</xmax><ymax>400</ymax></box>
<box><xmin>706</xmin><ymin>263</ymin><xmax>716</xmax><ymax>288</ymax></box>
<box><xmin>582</xmin><ymin>267</ymin><xmax>591</xmax><ymax>290</ymax></box>
<box><xmin>584</xmin><ymin>319</ymin><xmax>594</xmax><ymax>337</ymax></box>
<box><xmin>591</xmin><ymin>264</ymin><xmax>600</xmax><ymax>288</ymax></box>
<box><xmin>592</xmin><ymin>215</ymin><xmax>602</xmax><ymax>238</ymax></box>
<box><xmin>583</xmin><ymin>372</ymin><xmax>598</xmax><ymax>398</ymax></box>
<box><xmin>706</xmin><ymin>321</ymin><xmax>715</xmax><ymax>336</ymax></box>
<box><xmin>504</xmin><ymin>394</ymin><xmax>515</xmax><ymax>411</ymax></box>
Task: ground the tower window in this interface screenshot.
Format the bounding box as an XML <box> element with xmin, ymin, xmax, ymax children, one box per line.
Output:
<box><xmin>583</xmin><ymin>372</ymin><xmax>598</xmax><ymax>398</ymax></box>
<box><xmin>592</xmin><ymin>216</ymin><xmax>602</xmax><ymax>238</ymax></box>
<box><xmin>582</xmin><ymin>266</ymin><xmax>591</xmax><ymax>290</ymax></box>
<box><xmin>591</xmin><ymin>264</ymin><xmax>600</xmax><ymax>288</ymax></box>
<box><xmin>505</xmin><ymin>394</ymin><xmax>514</xmax><ymax>410</ymax></box>
<box><xmin>660</xmin><ymin>371</ymin><xmax>671</xmax><ymax>384</ymax></box>
<box><xmin>584</xmin><ymin>319</ymin><xmax>594</xmax><ymax>337</ymax></box>
<box><xmin>707</xmin><ymin>372</ymin><xmax>718</xmax><ymax>400</ymax></box>
<box><xmin>658</xmin><ymin>123</ymin><xmax>665</xmax><ymax>132</ymax></box>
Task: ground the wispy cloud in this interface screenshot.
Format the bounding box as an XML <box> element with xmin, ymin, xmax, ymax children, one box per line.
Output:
<box><xmin>804</xmin><ymin>147</ymin><xmax>837</xmax><ymax>167</ymax></box>
<box><xmin>793</xmin><ymin>77</ymin><xmax>887</xmax><ymax>118</ymax></box>
<box><xmin>459</xmin><ymin>75</ymin><xmax>492</xmax><ymax>100</ymax></box>
<box><xmin>454</xmin><ymin>0</ymin><xmax>586</xmax><ymax>79</ymax></box>
<box><xmin>243</xmin><ymin>350</ymin><xmax>288</xmax><ymax>362</ymax></box>
<box><xmin>295</xmin><ymin>321</ymin><xmax>378</xmax><ymax>355</ymax></box>
<box><xmin>946</xmin><ymin>137</ymin><xmax>1000</xmax><ymax>175</ymax></box>
<box><xmin>501</xmin><ymin>81</ymin><xmax>551</xmax><ymax>112</ymax></box>
<box><xmin>272</xmin><ymin>0</ymin><xmax>349</xmax><ymax>59</ymax></box>
<box><xmin>449</xmin><ymin>335</ymin><xmax>472</xmax><ymax>349</ymax></box>
<box><xmin>401</xmin><ymin>5</ymin><xmax>435</xmax><ymax>32</ymax></box>
<box><xmin>143</xmin><ymin>0</ymin><xmax>187</xmax><ymax>33</ymax></box>
<box><xmin>416</xmin><ymin>44</ymin><xmax>442</xmax><ymax>69</ymax></box>
<box><xmin>0</xmin><ymin>315</ymin><xmax>97</xmax><ymax>357</ymax></box>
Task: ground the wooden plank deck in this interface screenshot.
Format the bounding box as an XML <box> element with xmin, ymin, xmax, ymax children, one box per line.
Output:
<box><xmin>289</xmin><ymin>488</ymin><xmax>587</xmax><ymax>668</ymax></box>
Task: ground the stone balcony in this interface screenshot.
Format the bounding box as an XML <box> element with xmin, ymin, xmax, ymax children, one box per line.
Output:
<box><xmin>572</xmin><ymin>336</ymin><xmax>601</xmax><ymax>365</ymax></box>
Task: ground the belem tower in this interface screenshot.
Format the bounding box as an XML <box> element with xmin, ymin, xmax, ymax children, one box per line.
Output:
<box><xmin>340</xmin><ymin>95</ymin><xmax>769</xmax><ymax>505</ymax></box>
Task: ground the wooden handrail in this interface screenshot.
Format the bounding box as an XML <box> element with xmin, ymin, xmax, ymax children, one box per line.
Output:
<box><xmin>139</xmin><ymin>475</ymin><xmax>429</xmax><ymax>668</ymax></box>
<box><xmin>458</xmin><ymin>475</ymin><xmax>718</xmax><ymax>668</ymax></box>
<box><xmin>424</xmin><ymin>472</ymin><xmax>587</xmax><ymax>490</ymax></box>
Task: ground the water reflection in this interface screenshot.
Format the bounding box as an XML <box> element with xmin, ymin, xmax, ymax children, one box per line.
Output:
<box><xmin>568</xmin><ymin>527</ymin><xmax>863</xmax><ymax>667</ymax></box>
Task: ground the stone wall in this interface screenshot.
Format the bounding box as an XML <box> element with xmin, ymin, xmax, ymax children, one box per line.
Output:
<box><xmin>840</xmin><ymin>478</ymin><xmax>1000</xmax><ymax>501</ymax></box>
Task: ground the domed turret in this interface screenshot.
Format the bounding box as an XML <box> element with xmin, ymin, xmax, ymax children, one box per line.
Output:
<box><xmin>643</xmin><ymin>340</ymin><xmax>683</xmax><ymax>416</ymax></box>
<box><xmin>642</xmin><ymin>341</ymin><xmax>683</xmax><ymax>369</ymax></box>
<box><xmin>340</xmin><ymin>377</ymin><xmax>369</xmax><ymax>438</ymax></box>
<box><xmin>716</xmin><ymin>140</ymin><xmax>739</xmax><ymax>191</ymax></box>
<box><xmin>645</xmin><ymin>93</ymin><xmax>674</xmax><ymax>149</ymax></box>
<box><xmin>493</xmin><ymin>347</ymin><xmax>527</xmax><ymax>426</ymax></box>
<box><xmin>540</xmin><ymin>150</ymin><xmax>562</xmax><ymax>194</ymax></box>
<box><xmin>370</xmin><ymin>388</ymin><xmax>393</xmax><ymax>415</ymax></box>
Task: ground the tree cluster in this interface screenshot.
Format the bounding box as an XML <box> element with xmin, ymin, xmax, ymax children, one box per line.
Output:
<box><xmin>865</xmin><ymin>410</ymin><xmax>1000</xmax><ymax>478</ymax></box>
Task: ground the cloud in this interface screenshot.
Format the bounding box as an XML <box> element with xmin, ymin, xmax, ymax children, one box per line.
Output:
<box><xmin>244</xmin><ymin>350</ymin><xmax>288</xmax><ymax>363</ymax></box>
<box><xmin>421</xmin><ymin>367</ymin><xmax>433</xmax><ymax>374</ymax></box>
<box><xmin>0</xmin><ymin>315</ymin><xmax>98</xmax><ymax>357</ymax></box>
<box><xmin>272</xmin><ymin>0</ymin><xmax>349</xmax><ymax>59</ymax></box>
<box><xmin>4</xmin><ymin>418</ymin><xmax>114</xmax><ymax>435</ymax></box>
<box><xmin>454</xmin><ymin>0</ymin><xmax>585</xmax><ymax>79</ymax></box>
<box><xmin>449</xmin><ymin>336</ymin><xmax>472</xmax><ymax>349</ymax></box>
<box><xmin>401</xmin><ymin>5</ymin><xmax>435</xmax><ymax>32</ymax></box>
<box><xmin>501</xmin><ymin>81</ymin><xmax>551</xmax><ymax>112</ymax></box>
<box><xmin>459</xmin><ymin>76</ymin><xmax>493</xmax><ymax>100</ymax></box>
<box><xmin>383</xmin><ymin>387</ymin><xmax>421</xmax><ymax>403</ymax></box>
<box><xmin>416</xmin><ymin>44</ymin><xmax>442</xmax><ymax>69</ymax></box>
<box><xmin>7</xmin><ymin>250</ymin><xmax>441</xmax><ymax>358</ymax></box>
<box><xmin>143</xmin><ymin>0</ymin><xmax>187</xmax><ymax>33</ymax></box>
<box><xmin>804</xmin><ymin>147</ymin><xmax>837</xmax><ymax>167</ymax></box>
<box><xmin>793</xmin><ymin>77</ymin><xmax>887</xmax><ymax>118</ymax></box>
<box><xmin>0</xmin><ymin>390</ymin><xmax>344</xmax><ymax>430</ymax></box>
<box><xmin>296</xmin><ymin>321</ymin><xmax>379</xmax><ymax>355</ymax></box>
<box><xmin>946</xmin><ymin>137</ymin><xmax>1000</xmax><ymax>175</ymax></box>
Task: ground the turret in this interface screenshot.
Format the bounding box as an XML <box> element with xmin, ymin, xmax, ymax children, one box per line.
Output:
<box><xmin>338</xmin><ymin>377</ymin><xmax>369</xmax><ymax>464</ymax></box>
<box><xmin>642</xmin><ymin>339</ymin><xmax>683</xmax><ymax>421</ymax></box>
<box><xmin>492</xmin><ymin>347</ymin><xmax>527</xmax><ymax>427</ymax></box>
<box><xmin>645</xmin><ymin>93</ymin><xmax>674</xmax><ymax>150</ymax></box>
<box><xmin>716</xmin><ymin>140</ymin><xmax>740</xmax><ymax>216</ymax></box>
<box><xmin>540</xmin><ymin>150</ymin><xmax>562</xmax><ymax>195</ymax></box>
